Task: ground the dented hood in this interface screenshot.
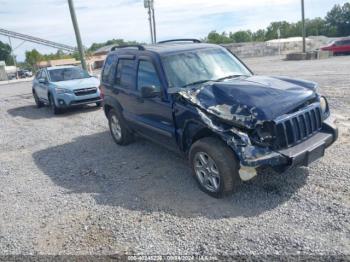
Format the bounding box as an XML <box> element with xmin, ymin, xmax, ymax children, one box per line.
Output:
<box><xmin>177</xmin><ymin>75</ymin><xmax>317</xmax><ymax>128</ymax></box>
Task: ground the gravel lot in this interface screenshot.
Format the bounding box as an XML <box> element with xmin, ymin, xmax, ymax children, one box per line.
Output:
<box><xmin>0</xmin><ymin>56</ymin><xmax>349</xmax><ymax>257</ymax></box>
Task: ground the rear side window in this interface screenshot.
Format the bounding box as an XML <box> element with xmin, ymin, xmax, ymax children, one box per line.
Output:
<box><xmin>35</xmin><ymin>70</ymin><xmax>41</xmax><ymax>79</ymax></box>
<box><xmin>115</xmin><ymin>59</ymin><xmax>135</xmax><ymax>89</ymax></box>
<box><xmin>137</xmin><ymin>61</ymin><xmax>161</xmax><ymax>91</ymax></box>
<box><xmin>41</xmin><ymin>70</ymin><xmax>48</xmax><ymax>81</ymax></box>
<box><xmin>102</xmin><ymin>54</ymin><xmax>117</xmax><ymax>84</ymax></box>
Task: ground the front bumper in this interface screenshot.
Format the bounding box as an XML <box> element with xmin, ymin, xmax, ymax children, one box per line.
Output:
<box><xmin>54</xmin><ymin>92</ymin><xmax>102</xmax><ymax>108</ymax></box>
<box><xmin>233</xmin><ymin>116</ymin><xmax>338</xmax><ymax>169</ymax></box>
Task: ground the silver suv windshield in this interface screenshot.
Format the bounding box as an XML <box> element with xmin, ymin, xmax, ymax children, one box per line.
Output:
<box><xmin>161</xmin><ymin>48</ymin><xmax>252</xmax><ymax>88</ymax></box>
<box><xmin>48</xmin><ymin>67</ymin><xmax>90</xmax><ymax>82</ymax></box>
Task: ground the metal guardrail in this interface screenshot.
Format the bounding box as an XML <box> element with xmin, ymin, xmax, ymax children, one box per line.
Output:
<box><xmin>0</xmin><ymin>28</ymin><xmax>77</xmax><ymax>52</ymax></box>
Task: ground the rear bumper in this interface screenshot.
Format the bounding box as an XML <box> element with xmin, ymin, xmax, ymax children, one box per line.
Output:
<box><xmin>236</xmin><ymin>116</ymin><xmax>338</xmax><ymax>169</ymax></box>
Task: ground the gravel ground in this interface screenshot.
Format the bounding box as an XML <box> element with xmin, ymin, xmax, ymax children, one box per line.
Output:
<box><xmin>0</xmin><ymin>56</ymin><xmax>349</xmax><ymax>258</ymax></box>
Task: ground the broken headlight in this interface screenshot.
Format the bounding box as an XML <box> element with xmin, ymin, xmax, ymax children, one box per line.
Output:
<box><xmin>250</xmin><ymin>121</ymin><xmax>276</xmax><ymax>147</ymax></box>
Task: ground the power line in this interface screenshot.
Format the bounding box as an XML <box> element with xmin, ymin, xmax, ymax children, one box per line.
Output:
<box><xmin>0</xmin><ymin>28</ymin><xmax>76</xmax><ymax>52</ymax></box>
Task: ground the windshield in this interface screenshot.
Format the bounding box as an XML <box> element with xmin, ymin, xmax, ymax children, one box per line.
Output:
<box><xmin>48</xmin><ymin>67</ymin><xmax>90</xmax><ymax>82</ymax></box>
<box><xmin>162</xmin><ymin>48</ymin><xmax>252</xmax><ymax>88</ymax></box>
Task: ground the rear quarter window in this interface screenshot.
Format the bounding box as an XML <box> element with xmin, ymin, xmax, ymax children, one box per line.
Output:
<box><xmin>115</xmin><ymin>59</ymin><xmax>135</xmax><ymax>89</ymax></box>
<box><xmin>102</xmin><ymin>54</ymin><xmax>117</xmax><ymax>84</ymax></box>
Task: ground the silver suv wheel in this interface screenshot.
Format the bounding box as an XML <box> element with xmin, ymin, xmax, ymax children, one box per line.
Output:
<box><xmin>193</xmin><ymin>151</ymin><xmax>221</xmax><ymax>192</ymax></box>
<box><xmin>110</xmin><ymin>115</ymin><xmax>122</xmax><ymax>140</ymax></box>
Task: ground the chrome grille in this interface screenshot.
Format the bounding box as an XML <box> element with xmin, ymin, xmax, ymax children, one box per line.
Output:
<box><xmin>74</xmin><ymin>87</ymin><xmax>97</xmax><ymax>96</ymax></box>
<box><xmin>274</xmin><ymin>103</ymin><xmax>322</xmax><ymax>149</ymax></box>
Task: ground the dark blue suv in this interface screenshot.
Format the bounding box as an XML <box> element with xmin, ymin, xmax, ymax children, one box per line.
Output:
<box><xmin>100</xmin><ymin>39</ymin><xmax>338</xmax><ymax>198</ymax></box>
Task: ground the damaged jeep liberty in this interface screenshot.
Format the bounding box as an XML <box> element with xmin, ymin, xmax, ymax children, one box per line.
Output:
<box><xmin>100</xmin><ymin>39</ymin><xmax>338</xmax><ymax>198</ymax></box>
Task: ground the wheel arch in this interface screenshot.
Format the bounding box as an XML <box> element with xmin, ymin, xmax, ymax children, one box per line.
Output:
<box><xmin>103</xmin><ymin>97</ymin><xmax>123</xmax><ymax>118</ymax></box>
<box><xmin>182</xmin><ymin>120</ymin><xmax>222</xmax><ymax>153</ymax></box>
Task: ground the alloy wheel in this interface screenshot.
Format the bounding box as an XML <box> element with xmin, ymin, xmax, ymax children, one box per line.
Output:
<box><xmin>193</xmin><ymin>152</ymin><xmax>221</xmax><ymax>192</ymax></box>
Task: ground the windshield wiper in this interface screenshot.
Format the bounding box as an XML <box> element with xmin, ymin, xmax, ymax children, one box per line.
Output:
<box><xmin>182</xmin><ymin>79</ymin><xmax>214</xmax><ymax>88</ymax></box>
<box><xmin>216</xmin><ymin>74</ymin><xmax>246</xmax><ymax>81</ymax></box>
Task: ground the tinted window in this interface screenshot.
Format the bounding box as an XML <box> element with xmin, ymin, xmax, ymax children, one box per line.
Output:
<box><xmin>102</xmin><ymin>54</ymin><xmax>117</xmax><ymax>83</ymax></box>
<box><xmin>115</xmin><ymin>59</ymin><xmax>135</xmax><ymax>89</ymax></box>
<box><xmin>342</xmin><ymin>40</ymin><xmax>350</xmax><ymax>46</ymax></box>
<box><xmin>137</xmin><ymin>61</ymin><xmax>161</xmax><ymax>91</ymax></box>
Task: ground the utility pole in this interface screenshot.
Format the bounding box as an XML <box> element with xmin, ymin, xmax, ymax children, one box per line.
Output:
<box><xmin>67</xmin><ymin>0</ymin><xmax>87</xmax><ymax>70</ymax></box>
<box><xmin>144</xmin><ymin>0</ymin><xmax>156</xmax><ymax>44</ymax></box>
<box><xmin>301</xmin><ymin>0</ymin><xmax>306</xmax><ymax>53</ymax></box>
<box><xmin>147</xmin><ymin>3</ymin><xmax>154</xmax><ymax>43</ymax></box>
<box><xmin>151</xmin><ymin>1</ymin><xmax>157</xmax><ymax>43</ymax></box>
<box><xmin>8</xmin><ymin>36</ymin><xmax>18</xmax><ymax>79</ymax></box>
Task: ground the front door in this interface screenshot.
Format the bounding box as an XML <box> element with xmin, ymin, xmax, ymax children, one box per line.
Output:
<box><xmin>114</xmin><ymin>56</ymin><xmax>177</xmax><ymax>150</ymax></box>
<box><xmin>37</xmin><ymin>70</ymin><xmax>49</xmax><ymax>101</ymax></box>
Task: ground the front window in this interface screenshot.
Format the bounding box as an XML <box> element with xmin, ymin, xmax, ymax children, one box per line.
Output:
<box><xmin>162</xmin><ymin>48</ymin><xmax>252</xmax><ymax>88</ymax></box>
<box><xmin>48</xmin><ymin>67</ymin><xmax>90</xmax><ymax>82</ymax></box>
<box><xmin>137</xmin><ymin>61</ymin><xmax>161</xmax><ymax>91</ymax></box>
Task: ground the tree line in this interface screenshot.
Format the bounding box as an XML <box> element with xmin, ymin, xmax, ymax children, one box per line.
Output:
<box><xmin>205</xmin><ymin>3</ymin><xmax>350</xmax><ymax>44</ymax></box>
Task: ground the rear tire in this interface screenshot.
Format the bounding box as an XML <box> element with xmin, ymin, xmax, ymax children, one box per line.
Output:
<box><xmin>189</xmin><ymin>137</ymin><xmax>240</xmax><ymax>198</ymax></box>
<box><xmin>33</xmin><ymin>90</ymin><xmax>44</xmax><ymax>108</ymax></box>
<box><xmin>49</xmin><ymin>94</ymin><xmax>61</xmax><ymax>115</ymax></box>
<box><xmin>108</xmin><ymin>109</ymin><xmax>133</xmax><ymax>145</ymax></box>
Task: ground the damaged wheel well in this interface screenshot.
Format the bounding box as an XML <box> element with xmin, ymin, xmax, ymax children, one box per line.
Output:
<box><xmin>183</xmin><ymin>124</ymin><xmax>221</xmax><ymax>153</ymax></box>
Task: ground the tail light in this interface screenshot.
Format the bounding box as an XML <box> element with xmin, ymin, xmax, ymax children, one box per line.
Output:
<box><xmin>99</xmin><ymin>85</ymin><xmax>105</xmax><ymax>99</ymax></box>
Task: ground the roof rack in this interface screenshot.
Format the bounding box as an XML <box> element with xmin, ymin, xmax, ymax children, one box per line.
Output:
<box><xmin>157</xmin><ymin>39</ymin><xmax>201</xmax><ymax>44</ymax></box>
<box><xmin>111</xmin><ymin>45</ymin><xmax>145</xmax><ymax>51</ymax></box>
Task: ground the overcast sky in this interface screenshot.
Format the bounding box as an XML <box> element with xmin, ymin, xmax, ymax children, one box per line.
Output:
<box><xmin>0</xmin><ymin>0</ymin><xmax>347</xmax><ymax>61</ymax></box>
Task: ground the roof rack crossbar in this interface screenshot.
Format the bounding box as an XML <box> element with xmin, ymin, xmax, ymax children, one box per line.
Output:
<box><xmin>111</xmin><ymin>45</ymin><xmax>145</xmax><ymax>51</ymax></box>
<box><xmin>157</xmin><ymin>39</ymin><xmax>201</xmax><ymax>44</ymax></box>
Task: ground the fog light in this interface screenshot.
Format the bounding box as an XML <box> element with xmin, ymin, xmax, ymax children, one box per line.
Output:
<box><xmin>239</xmin><ymin>166</ymin><xmax>257</xmax><ymax>181</ymax></box>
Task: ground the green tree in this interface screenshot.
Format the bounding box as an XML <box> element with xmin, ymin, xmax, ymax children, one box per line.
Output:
<box><xmin>252</xmin><ymin>29</ymin><xmax>266</xmax><ymax>42</ymax></box>
<box><xmin>25</xmin><ymin>49</ymin><xmax>43</xmax><ymax>70</ymax></box>
<box><xmin>230</xmin><ymin>30</ymin><xmax>252</xmax><ymax>43</ymax></box>
<box><xmin>207</xmin><ymin>31</ymin><xmax>232</xmax><ymax>44</ymax></box>
<box><xmin>0</xmin><ymin>41</ymin><xmax>14</xmax><ymax>65</ymax></box>
<box><xmin>326</xmin><ymin>3</ymin><xmax>350</xmax><ymax>36</ymax></box>
<box><xmin>88</xmin><ymin>38</ymin><xmax>142</xmax><ymax>52</ymax></box>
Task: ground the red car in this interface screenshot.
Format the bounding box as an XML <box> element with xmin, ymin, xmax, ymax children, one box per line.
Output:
<box><xmin>321</xmin><ymin>38</ymin><xmax>350</xmax><ymax>55</ymax></box>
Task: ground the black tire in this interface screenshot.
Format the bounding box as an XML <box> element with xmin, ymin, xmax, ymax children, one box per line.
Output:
<box><xmin>33</xmin><ymin>90</ymin><xmax>44</xmax><ymax>108</ymax></box>
<box><xmin>189</xmin><ymin>137</ymin><xmax>240</xmax><ymax>198</ymax></box>
<box><xmin>49</xmin><ymin>94</ymin><xmax>61</xmax><ymax>115</ymax></box>
<box><xmin>96</xmin><ymin>102</ymin><xmax>102</xmax><ymax>107</ymax></box>
<box><xmin>108</xmin><ymin>109</ymin><xmax>133</xmax><ymax>145</ymax></box>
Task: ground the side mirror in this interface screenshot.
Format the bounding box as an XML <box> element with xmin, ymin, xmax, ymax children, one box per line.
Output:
<box><xmin>140</xmin><ymin>85</ymin><xmax>160</xmax><ymax>98</ymax></box>
<box><xmin>38</xmin><ymin>78</ymin><xmax>47</xmax><ymax>84</ymax></box>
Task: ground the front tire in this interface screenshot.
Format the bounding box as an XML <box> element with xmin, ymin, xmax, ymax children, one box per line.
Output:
<box><xmin>49</xmin><ymin>94</ymin><xmax>61</xmax><ymax>115</ymax></box>
<box><xmin>189</xmin><ymin>137</ymin><xmax>240</xmax><ymax>198</ymax></box>
<box><xmin>108</xmin><ymin>109</ymin><xmax>133</xmax><ymax>145</ymax></box>
<box><xmin>33</xmin><ymin>90</ymin><xmax>44</xmax><ymax>108</ymax></box>
<box><xmin>96</xmin><ymin>102</ymin><xmax>102</xmax><ymax>107</ymax></box>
